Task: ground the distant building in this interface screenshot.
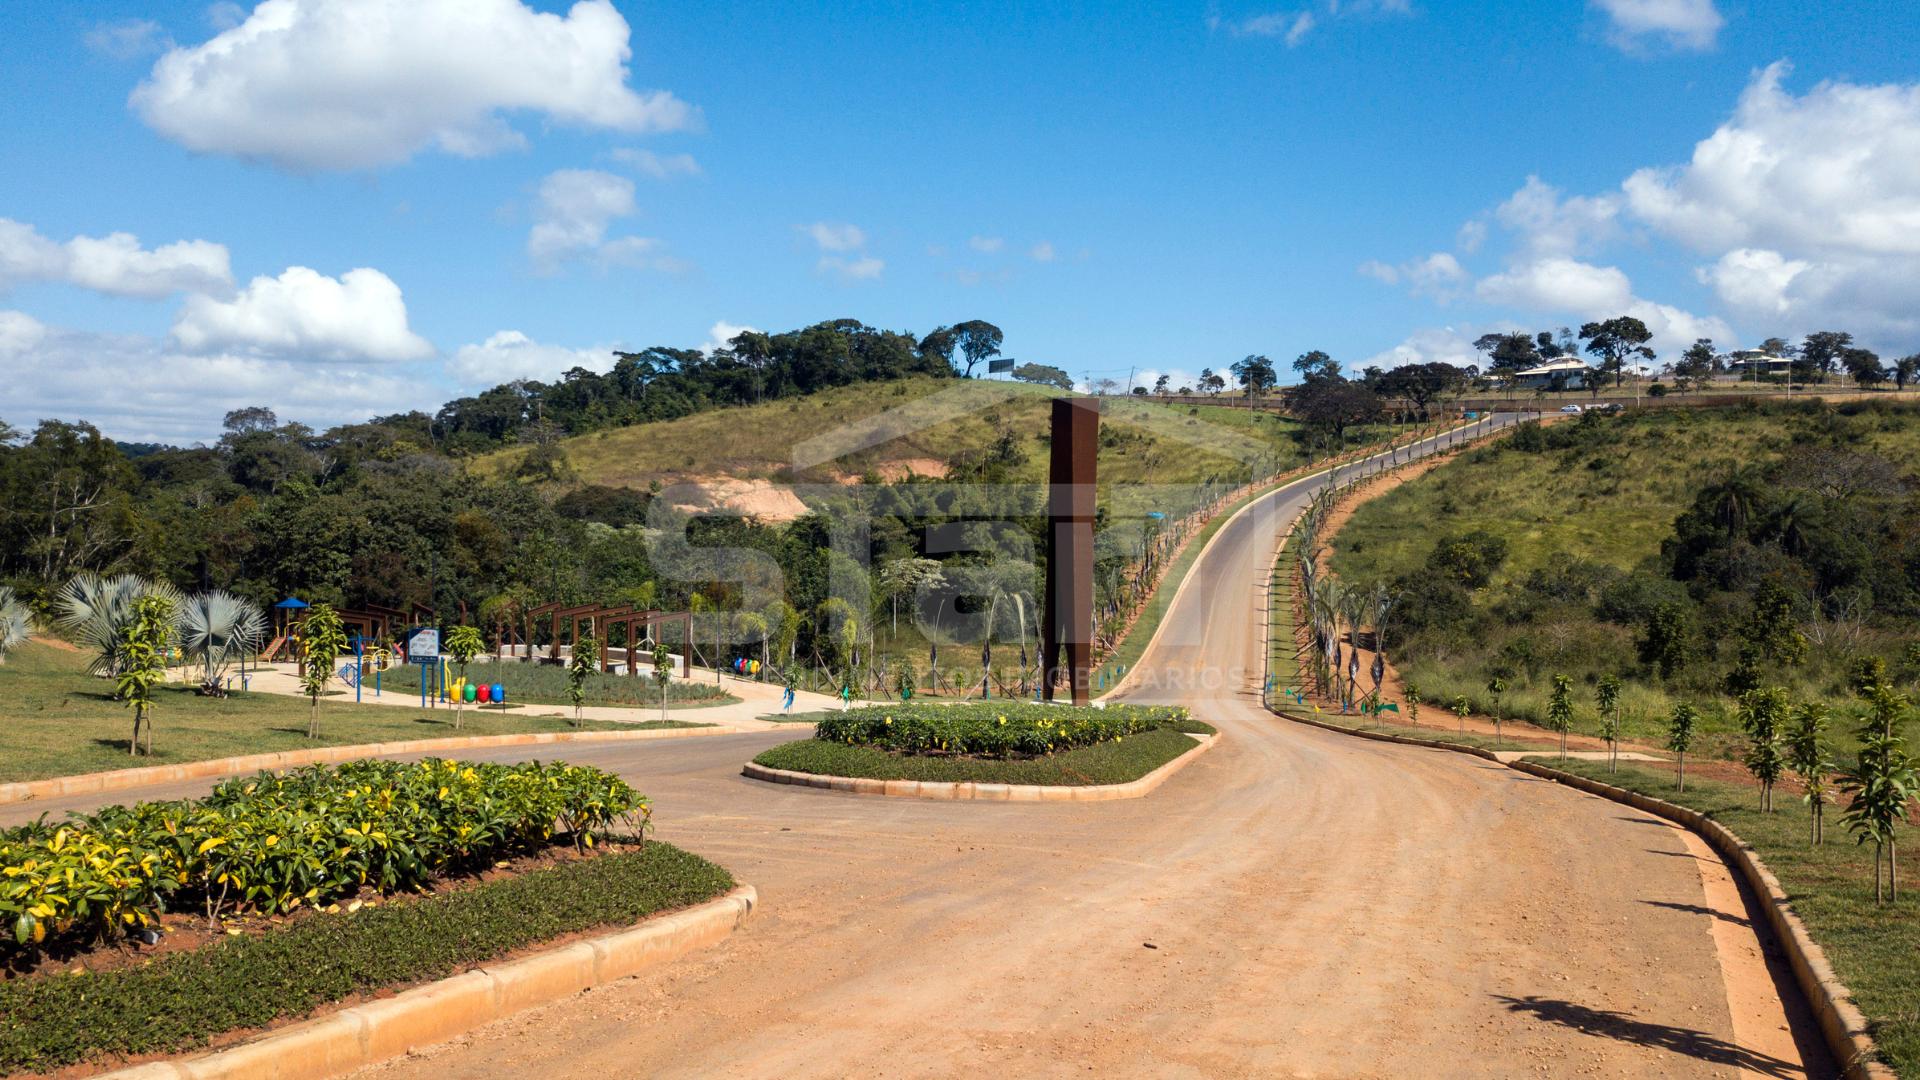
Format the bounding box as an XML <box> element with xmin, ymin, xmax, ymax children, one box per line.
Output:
<box><xmin>1726</xmin><ymin>349</ymin><xmax>1792</xmax><ymax>374</ymax></box>
<box><xmin>1510</xmin><ymin>356</ymin><xmax>1592</xmax><ymax>389</ymax></box>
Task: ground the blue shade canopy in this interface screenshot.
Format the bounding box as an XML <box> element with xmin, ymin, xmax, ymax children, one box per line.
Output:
<box><xmin>273</xmin><ymin>597</ymin><xmax>310</xmax><ymax>609</ymax></box>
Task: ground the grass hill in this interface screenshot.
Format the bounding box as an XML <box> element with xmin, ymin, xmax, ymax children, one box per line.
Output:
<box><xmin>477</xmin><ymin>377</ymin><xmax>1386</xmax><ymax>521</ymax></box>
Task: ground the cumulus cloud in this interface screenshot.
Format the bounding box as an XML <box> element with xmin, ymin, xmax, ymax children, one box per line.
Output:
<box><xmin>1358</xmin><ymin>252</ymin><xmax>1466</xmax><ymax>299</ymax></box>
<box><xmin>1476</xmin><ymin>256</ymin><xmax>1632</xmax><ymax>313</ymax></box>
<box><xmin>1495</xmin><ymin>176</ymin><xmax>1619</xmax><ymax>258</ymax></box>
<box><xmin>817</xmin><ymin>255</ymin><xmax>885</xmax><ymax>282</ymax></box>
<box><xmin>0</xmin><ymin>320</ymin><xmax>435</xmax><ymax>443</ymax></box>
<box><xmin>130</xmin><ymin>0</ymin><xmax>698</xmax><ymax>171</ymax></box>
<box><xmin>85</xmin><ymin>18</ymin><xmax>170</xmax><ymax>59</ymax></box>
<box><xmin>171</xmin><ymin>266</ymin><xmax>433</xmax><ymax>361</ymax></box>
<box><xmin>448</xmin><ymin>330</ymin><xmax>609</xmax><ymax>386</ymax></box>
<box><xmin>803</xmin><ymin>222</ymin><xmax>866</xmax><ymax>252</ymax></box>
<box><xmin>0</xmin><ymin>218</ymin><xmax>232</xmax><ymax>299</ymax></box>
<box><xmin>702</xmin><ymin>320</ymin><xmax>758</xmax><ymax>355</ymax></box>
<box><xmin>0</xmin><ymin>310</ymin><xmax>47</xmax><ymax>356</ymax></box>
<box><xmin>526</xmin><ymin>168</ymin><xmax>669</xmax><ymax>273</ymax></box>
<box><xmin>1029</xmin><ymin>241</ymin><xmax>1057</xmax><ymax>262</ymax></box>
<box><xmin>1361</xmin><ymin>325</ymin><xmax>1509</xmax><ymax>371</ymax></box>
<box><xmin>611</xmin><ymin>147</ymin><xmax>701</xmax><ymax>179</ymax></box>
<box><xmin>1592</xmin><ymin>0</ymin><xmax>1724</xmax><ymax>52</ymax></box>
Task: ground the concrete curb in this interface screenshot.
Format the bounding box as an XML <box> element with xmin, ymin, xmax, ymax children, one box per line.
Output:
<box><xmin>0</xmin><ymin>726</ymin><xmax>733</xmax><ymax>807</ymax></box>
<box><xmin>741</xmin><ymin>732</ymin><xmax>1217</xmax><ymax>801</ymax></box>
<box><xmin>98</xmin><ymin>884</ymin><xmax>757</xmax><ymax>1080</ymax></box>
<box><xmin>1274</xmin><ymin>708</ymin><xmax>1891</xmax><ymax>1079</ymax></box>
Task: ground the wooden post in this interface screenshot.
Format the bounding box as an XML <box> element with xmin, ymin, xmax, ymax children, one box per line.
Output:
<box><xmin>1043</xmin><ymin>397</ymin><xmax>1098</xmax><ymax>706</ymax></box>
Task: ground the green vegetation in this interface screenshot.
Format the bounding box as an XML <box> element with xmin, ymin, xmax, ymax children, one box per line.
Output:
<box><xmin>813</xmin><ymin>701</ymin><xmax>1195</xmax><ymax>757</ymax></box>
<box><xmin>0</xmin><ymin>643</ymin><xmax>637</xmax><ymax>785</ymax></box>
<box><xmin>0</xmin><ymin>841</ymin><xmax>731</xmax><ymax>1074</ymax></box>
<box><xmin>1529</xmin><ymin>757</ymin><xmax>1920</xmax><ymax>1075</ymax></box>
<box><xmin>2</xmin><ymin>757</ymin><xmax>648</xmax><ymax>953</ymax></box>
<box><xmin>1329</xmin><ymin>402</ymin><xmax>1920</xmax><ymax>751</ymax></box>
<box><xmin>755</xmin><ymin>727</ymin><xmax>1204</xmax><ymax>786</ymax></box>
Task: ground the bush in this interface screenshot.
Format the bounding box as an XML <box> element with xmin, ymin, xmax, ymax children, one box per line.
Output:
<box><xmin>1425</xmin><ymin>530</ymin><xmax>1509</xmax><ymax>590</ymax></box>
<box><xmin>0</xmin><ymin>842</ymin><xmax>731</xmax><ymax>1073</ymax></box>
<box><xmin>1</xmin><ymin>759</ymin><xmax>648</xmax><ymax>955</ymax></box>
<box><xmin>812</xmin><ymin>702</ymin><xmax>1192</xmax><ymax>758</ymax></box>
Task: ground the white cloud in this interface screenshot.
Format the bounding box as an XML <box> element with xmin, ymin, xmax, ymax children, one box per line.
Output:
<box><xmin>206</xmin><ymin>3</ymin><xmax>248</xmax><ymax>31</ymax></box>
<box><xmin>611</xmin><ymin>147</ymin><xmax>701</xmax><ymax>179</ymax></box>
<box><xmin>1495</xmin><ymin>176</ymin><xmax>1619</xmax><ymax>257</ymax></box>
<box><xmin>702</xmin><ymin>320</ymin><xmax>758</xmax><ymax>355</ymax></box>
<box><xmin>1223</xmin><ymin>1</ymin><xmax>1409</xmax><ymax>44</ymax></box>
<box><xmin>1456</xmin><ymin>219</ymin><xmax>1488</xmax><ymax>255</ymax></box>
<box><xmin>0</xmin><ymin>310</ymin><xmax>47</xmax><ymax>356</ymax></box>
<box><xmin>968</xmin><ymin>235</ymin><xmax>1005</xmax><ymax>254</ymax></box>
<box><xmin>803</xmin><ymin>222</ymin><xmax>866</xmax><ymax>252</ymax></box>
<box><xmin>85</xmin><ymin>19</ymin><xmax>170</xmax><ymax>59</ymax></box>
<box><xmin>1697</xmin><ymin>248</ymin><xmax>1808</xmax><ymax>316</ymax></box>
<box><xmin>0</xmin><ymin>218</ymin><xmax>232</xmax><ymax>299</ymax></box>
<box><xmin>449</xmin><ymin>330</ymin><xmax>608</xmax><ymax>386</ymax></box>
<box><xmin>1361</xmin><ymin>325</ymin><xmax>1507</xmax><ymax>371</ymax></box>
<box><xmin>1592</xmin><ymin>0</ymin><xmax>1724</xmax><ymax>52</ymax></box>
<box><xmin>0</xmin><ymin>320</ymin><xmax>434</xmax><ymax>443</ymax></box>
<box><xmin>172</xmin><ymin>266</ymin><xmax>433</xmax><ymax>361</ymax></box>
<box><xmin>1358</xmin><ymin>252</ymin><xmax>1466</xmax><ymax>299</ymax></box>
<box><xmin>1476</xmin><ymin>256</ymin><xmax>1632</xmax><ymax>312</ymax></box>
<box><xmin>131</xmin><ymin>0</ymin><xmax>698</xmax><ymax>171</ymax></box>
<box><xmin>526</xmin><ymin>168</ymin><xmax>669</xmax><ymax>273</ymax></box>
<box><xmin>817</xmin><ymin>255</ymin><xmax>884</xmax><ymax>282</ymax></box>
<box><xmin>1029</xmin><ymin>241</ymin><xmax>1056</xmax><ymax>263</ymax></box>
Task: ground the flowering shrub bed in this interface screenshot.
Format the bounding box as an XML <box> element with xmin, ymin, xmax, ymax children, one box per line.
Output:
<box><xmin>1</xmin><ymin>758</ymin><xmax>647</xmax><ymax>955</ymax></box>
<box><xmin>812</xmin><ymin>702</ymin><xmax>1197</xmax><ymax>758</ymax></box>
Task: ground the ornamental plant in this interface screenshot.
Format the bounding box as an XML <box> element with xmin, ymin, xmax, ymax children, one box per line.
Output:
<box><xmin>298</xmin><ymin>604</ymin><xmax>348</xmax><ymax>739</ymax></box>
<box><xmin>812</xmin><ymin>702</ymin><xmax>1190</xmax><ymax>759</ymax></box>
<box><xmin>444</xmin><ymin>624</ymin><xmax>485</xmax><ymax>729</ymax></box>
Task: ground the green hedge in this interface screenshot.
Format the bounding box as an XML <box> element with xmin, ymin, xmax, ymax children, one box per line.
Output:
<box><xmin>2</xmin><ymin>758</ymin><xmax>648</xmax><ymax>954</ymax></box>
<box><xmin>812</xmin><ymin>701</ymin><xmax>1194</xmax><ymax>758</ymax></box>
<box><xmin>755</xmin><ymin>727</ymin><xmax>1203</xmax><ymax>785</ymax></box>
<box><xmin>0</xmin><ymin>842</ymin><xmax>731</xmax><ymax>1073</ymax></box>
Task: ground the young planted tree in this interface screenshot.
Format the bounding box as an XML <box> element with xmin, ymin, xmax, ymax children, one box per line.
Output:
<box><xmin>567</xmin><ymin>634</ymin><xmax>599</xmax><ymax>727</ymax></box>
<box><xmin>444</xmin><ymin>624</ymin><xmax>485</xmax><ymax>729</ymax></box>
<box><xmin>652</xmin><ymin>642</ymin><xmax>673</xmax><ymax>725</ymax></box>
<box><xmin>1839</xmin><ymin>681</ymin><xmax>1917</xmax><ymax>903</ymax></box>
<box><xmin>1667</xmin><ymin>702</ymin><xmax>1699</xmax><ymax>792</ymax></box>
<box><xmin>1596</xmin><ymin>674</ymin><xmax>1623</xmax><ymax>773</ymax></box>
<box><xmin>298</xmin><ymin>604</ymin><xmax>348</xmax><ymax>739</ymax></box>
<box><xmin>1738</xmin><ymin>687</ymin><xmax>1789</xmax><ymax>812</ymax></box>
<box><xmin>1785</xmin><ymin>702</ymin><xmax>1833</xmax><ymax>846</ymax></box>
<box><xmin>1545</xmin><ymin>674</ymin><xmax>1575</xmax><ymax>760</ymax></box>
<box><xmin>1451</xmin><ymin>694</ymin><xmax>1471</xmax><ymax>737</ymax></box>
<box><xmin>1403</xmin><ymin>683</ymin><xmax>1421</xmax><ymax>726</ymax></box>
<box><xmin>1485</xmin><ymin>675</ymin><xmax>1507</xmax><ymax>746</ymax></box>
<box><xmin>115</xmin><ymin>594</ymin><xmax>175</xmax><ymax>756</ymax></box>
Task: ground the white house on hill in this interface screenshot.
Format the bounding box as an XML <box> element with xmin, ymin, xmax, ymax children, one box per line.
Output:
<box><xmin>1510</xmin><ymin>356</ymin><xmax>1592</xmax><ymax>389</ymax></box>
<box><xmin>1726</xmin><ymin>349</ymin><xmax>1792</xmax><ymax>374</ymax></box>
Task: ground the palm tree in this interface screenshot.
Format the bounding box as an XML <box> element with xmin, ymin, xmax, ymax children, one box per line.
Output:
<box><xmin>56</xmin><ymin>573</ymin><xmax>183</xmax><ymax>679</ymax></box>
<box><xmin>0</xmin><ymin>586</ymin><xmax>30</xmax><ymax>663</ymax></box>
<box><xmin>179</xmin><ymin>590</ymin><xmax>266</xmax><ymax>696</ymax></box>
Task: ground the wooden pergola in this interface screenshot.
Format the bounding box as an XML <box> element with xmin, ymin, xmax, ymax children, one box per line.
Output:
<box><xmin>518</xmin><ymin>601</ymin><xmax>694</xmax><ymax>675</ymax></box>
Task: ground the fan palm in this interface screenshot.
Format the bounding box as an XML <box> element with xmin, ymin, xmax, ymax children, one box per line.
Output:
<box><xmin>0</xmin><ymin>586</ymin><xmax>30</xmax><ymax>663</ymax></box>
<box><xmin>56</xmin><ymin>573</ymin><xmax>183</xmax><ymax>678</ymax></box>
<box><xmin>180</xmin><ymin>590</ymin><xmax>267</xmax><ymax>695</ymax></box>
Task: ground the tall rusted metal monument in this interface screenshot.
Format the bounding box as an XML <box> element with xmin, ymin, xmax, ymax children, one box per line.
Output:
<box><xmin>1043</xmin><ymin>396</ymin><xmax>1098</xmax><ymax>705</ymax></box>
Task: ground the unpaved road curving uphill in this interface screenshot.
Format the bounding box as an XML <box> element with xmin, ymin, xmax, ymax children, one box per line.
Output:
<box><xmin>7</xmin><ymin>419</ymin><xmax>1831</xmax><ymax>1077</ymax></box>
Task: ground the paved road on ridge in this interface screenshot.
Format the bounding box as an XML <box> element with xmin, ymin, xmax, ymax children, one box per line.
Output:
<box><xmin>6</xmin><ymin>419</ymin><xmax>1831</xmax><ymax>1078</ymax></box>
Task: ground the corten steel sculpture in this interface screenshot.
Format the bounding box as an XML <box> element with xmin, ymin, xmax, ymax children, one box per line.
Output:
<box><xmin>1043</xmin><ymin>396</ymin><xmax>1098</xmax><ymax>705</ymax></box>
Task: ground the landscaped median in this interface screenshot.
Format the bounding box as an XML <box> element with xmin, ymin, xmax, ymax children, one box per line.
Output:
<box><xmin>0</xmin><ymin>758</ymin><xmax>747</xmax><ymax>1078</ymax></box>
<box><xmin>745</xmin><ymin>702</ymin><xmax>1217</xmax><ymax>800</ymax></box>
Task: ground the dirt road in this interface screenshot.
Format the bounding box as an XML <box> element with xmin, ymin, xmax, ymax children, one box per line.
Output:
<box><xmin>11</xmin><ymin>420</ymin><xmax>1832</xmax><ymax>1077</ymax></box>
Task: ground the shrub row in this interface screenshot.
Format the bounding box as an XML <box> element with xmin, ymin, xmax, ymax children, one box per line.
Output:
<box><xmin>0</xmin><ymin>841</ymin><xmax>731</xmax><ymax>1073</ymax></box>
<box><xmin>1</xmin><ymin>758</ymin><xmax>648</xmax><ymax>953</ymax></box>
<box><xmin>812</xmin><ymin>702</ymin><xmax>1195</xmax><ymax>758</ymax></box>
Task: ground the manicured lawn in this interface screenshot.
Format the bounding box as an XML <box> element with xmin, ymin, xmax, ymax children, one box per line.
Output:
<box><xmin>753</xmin><ymin>726</ymin><xmax>1204</xmax><ymax>786</ymax></box>
<box><xmin>1524</xmin><ymin>757</ymin><xmax>1919</xmax><ymax>1076</ymax></box>
<box><xmin>0</xmin><ymin>643</ymin><xmax>693</xmax><ymax>784</ymax></box>
<box><xmin>0</xmin><ymin>841</ymin><xmax>733</xmax><ymax>1073</ymax></box>
<box><xmin>757</xmin><ymin>709</ymin><xmax>831</xmax><ymax>724</ymax></box>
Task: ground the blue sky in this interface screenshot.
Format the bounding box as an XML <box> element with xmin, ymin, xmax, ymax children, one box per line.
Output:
<box><xmin>3</xmin><ymin>0</ymin><xmax>1918</xmax><ymax>441</ymax></box>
